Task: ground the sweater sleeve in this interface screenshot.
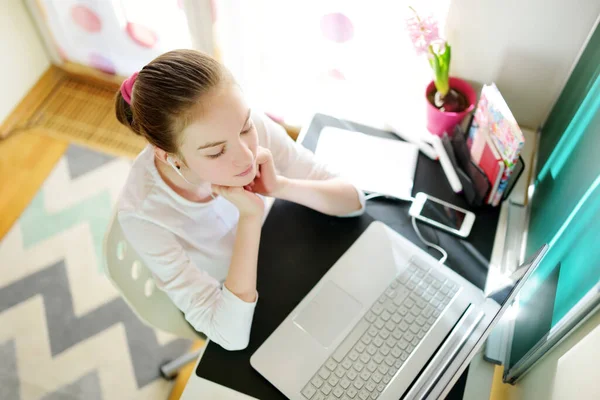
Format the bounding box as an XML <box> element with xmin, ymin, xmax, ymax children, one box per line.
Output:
<box><xmin>254</xmin><ymin>112</ymin><xmax>366</xmax><ymax>216</ymax></box>
<box><xmin>118</xmin><ymin>211</ymin><xmax>258</xmax><ymax>351</ymax></box>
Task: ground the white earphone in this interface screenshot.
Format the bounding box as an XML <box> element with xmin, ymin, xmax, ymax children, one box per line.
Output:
<box><xmin>167</xmin><ymin>156</ymin><xmax>194</xmax><ymax>184</ymax></box>
<box><xmin>166</xmin><ymin>155</ymin><xmax>182</xmax><ymax>174</ymax></box>
<box><xmin>166</xmin><ymin>155</ymin><xmax>215</xmax><ymax>199</ymax></box>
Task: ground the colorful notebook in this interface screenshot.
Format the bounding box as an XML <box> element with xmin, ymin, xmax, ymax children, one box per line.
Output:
<box><xmin>469</xmin><ymin>83</ymin><xmax>525</xmax><ymax>205</ymax></box>
<box><xmin>468</xmin><ymin>123</ymin><xmax>504</xmax><ymax>203</ymax></box>
<box><xmin>483</xmin><ymin>136</ymin><xmax>505</xmax><ymax>204</ymax></box>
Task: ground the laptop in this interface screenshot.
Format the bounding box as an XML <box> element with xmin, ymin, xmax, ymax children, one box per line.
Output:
<box><xmin>251</xmin><ymin>221</ymin><xmax>548</xmax><ymax>400</ymax></box>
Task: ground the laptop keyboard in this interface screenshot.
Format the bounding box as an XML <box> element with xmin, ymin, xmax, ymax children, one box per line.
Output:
<box><xmin>301</xmin><ymin>259</ymin><xmax>460</xmax><ymax>400</ymax></box>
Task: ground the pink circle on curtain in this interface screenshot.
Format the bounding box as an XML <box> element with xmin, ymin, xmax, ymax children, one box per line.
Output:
<box><xmin>178</xmin><ymin>0</ymin><xmax>184</xmax><ymax>9</ymax></box>
<box><xmin>89</xmin><ymin>53</ymin><xmax>116</xmax><ymax>75</ymax></box>
<box><xmin>71</xmin><ymin>5</ymin><xmax>102</xmax><ymax>33</ymax></box>
<box><xmin>328</xmin><ymin>69</ymin><xmax>346</xmax><ymax>80</ymax></box>
<box><xmin>126</xmin><ymin>22</ymin><xmax>158</xmax><ymax>48</ymax></box>
<box><xmin>320</xmin><ymin>13</ymin><xmax>354</xmax><ymax>43</ymax></box>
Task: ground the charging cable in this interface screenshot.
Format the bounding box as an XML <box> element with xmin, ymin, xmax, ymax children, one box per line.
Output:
<box><xmin>364</xmin><ymin>192</ymin><xmax>448</xmax><ymax>264</ymax></box>
<box><xmin>411</xmin><ymin>216</ymin><xmax>448</xmax><ymax>264</ymax></box>
<box><xmin>364</xmin><ymin>193</ymin><xmax>412</xmax><ymax>202</ymax></box>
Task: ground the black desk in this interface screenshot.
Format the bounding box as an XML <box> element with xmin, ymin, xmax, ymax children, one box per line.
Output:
<box><xmin>196</xmin><ymin>114</ymin><xmax>501</xmax><ymax>399</ymax></box>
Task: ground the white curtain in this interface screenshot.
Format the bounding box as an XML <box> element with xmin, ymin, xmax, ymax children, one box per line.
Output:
<box><xmin>34</xmin><ymin>0</ymin><xmax>199</xmax><ymax>76</ymax></box>
<box><xmin>211</xmin><ymin>0</ymin><xmax>450</xmax><ymax>127</ymax></box>
<box><xmin>33</xmin><ymin>0</ymin><xmax>449</xmax><ymax>128</ymax></box>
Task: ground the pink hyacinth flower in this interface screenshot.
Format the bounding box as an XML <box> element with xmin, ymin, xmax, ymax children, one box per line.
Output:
<box><xmin>405</xmin><ymin>9</ymin><xmax>441</xmax><ymax>55</ymax></box>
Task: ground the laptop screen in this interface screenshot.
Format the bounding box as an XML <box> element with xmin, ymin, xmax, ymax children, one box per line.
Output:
<box><xmin>432</xmin><ymin>245</ymin><xmax>549</xmax><ymax>397</ymax></box>
<box><xmin>486</xmin><ymin>245</ymin><xmax>549</xmax><ymax>306</ymax></box>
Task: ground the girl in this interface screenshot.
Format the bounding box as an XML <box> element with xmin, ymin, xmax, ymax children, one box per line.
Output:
<box><xmin>115</xmin><ymin>49</ymin><xmax>365</xmax><ymax>351</ymax></box>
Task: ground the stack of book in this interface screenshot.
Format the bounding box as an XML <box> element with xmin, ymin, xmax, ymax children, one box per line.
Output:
<box><xmin>467</xmin><ymin>83</ymin><xmax>525</xmax><ymax>206</ymax></box>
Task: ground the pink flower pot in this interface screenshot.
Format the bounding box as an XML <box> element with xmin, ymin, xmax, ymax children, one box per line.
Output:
<box><xmin>426</xmin><ymin>77</ymin><xmax>476</xmax><ymax>136</ymax></box>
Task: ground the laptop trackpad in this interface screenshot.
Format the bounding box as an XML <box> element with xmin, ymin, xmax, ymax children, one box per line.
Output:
<box><xmin>293</xmin><ymin>281</ymin><xmax>362</xmax><ymax>348</ymax></box>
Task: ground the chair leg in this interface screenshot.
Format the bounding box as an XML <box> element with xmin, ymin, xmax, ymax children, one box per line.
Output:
<box><xmin>167</xmin><ymin>340</ymin><xmax>206</xmax><ymax>400</ymax></box>
<box><xmin>160</xmin><ymin>347</ymin><xmax>204</xmax><ymax>380</ymax></box>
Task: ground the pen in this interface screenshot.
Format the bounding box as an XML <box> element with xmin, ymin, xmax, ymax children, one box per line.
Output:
<box><xmin>429</xmin><ymin>135</ymin><xmax>463</xmax><ymax>193</ymax></box>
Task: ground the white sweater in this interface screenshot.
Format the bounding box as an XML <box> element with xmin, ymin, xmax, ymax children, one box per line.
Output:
<box><xmin>117</xmin><ymin>111</ymin><xmax>365</xmax><ymax>350</ymax></box>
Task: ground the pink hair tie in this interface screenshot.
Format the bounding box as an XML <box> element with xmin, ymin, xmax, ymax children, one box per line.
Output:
<box><xmin>120</xmin><ymin>71</ymin><xmax>139</xmax><ymax>105</ymax></box>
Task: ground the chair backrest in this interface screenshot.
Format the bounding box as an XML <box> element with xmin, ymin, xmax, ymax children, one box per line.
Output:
<box><xmin>102</xmin><ymin>212</ymin><xmax>200</xmax><ymax>340</ymax></box>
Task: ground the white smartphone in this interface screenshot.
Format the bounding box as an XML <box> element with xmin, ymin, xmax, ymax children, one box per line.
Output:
<box><xmin>408</xmin><ymin>192</ymin><xmax>476</xmax><ymax>238</ymax></box>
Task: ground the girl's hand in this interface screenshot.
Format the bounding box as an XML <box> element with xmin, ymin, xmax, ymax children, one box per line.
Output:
<box><xmin>245</xmin><ymin>147</ymin><xmax>286</xmax><ymax>197</ymax></box>
<box><xmin>212</xmin><ymin>185</ymin><xmax>264</xmax><ymax>219</ymax></box>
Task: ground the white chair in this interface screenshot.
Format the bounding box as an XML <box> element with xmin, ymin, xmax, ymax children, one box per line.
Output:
<box><xmin>102</xmin><ymin>212</ymin><xmax>206</xmax><ymax>379</ymax></box>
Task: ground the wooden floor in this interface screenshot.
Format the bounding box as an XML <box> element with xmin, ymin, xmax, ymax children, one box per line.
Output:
<box><xmin>0</xmin><ymin>130</ymin><xmax>68</xmax><ymax>239</ymax></box>
<box><xmin>490</xmin><ymin>366</ymin><xmax>516</xmax><ymax>400</ymax></box>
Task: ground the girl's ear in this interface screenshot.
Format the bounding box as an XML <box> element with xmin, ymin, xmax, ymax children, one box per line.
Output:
<box><xmin>154</xmin><ymin>146</ymin><xmax>170</xmax><ymax>165</ymax></box>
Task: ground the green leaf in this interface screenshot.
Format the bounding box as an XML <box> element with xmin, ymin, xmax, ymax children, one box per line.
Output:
<box><xmin>431</xmin><ymin>43</ymin><xmax>450</xmax><ymax>97</ymax></box>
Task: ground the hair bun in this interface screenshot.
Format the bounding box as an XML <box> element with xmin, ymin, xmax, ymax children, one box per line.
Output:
<box><xmin>114</xmin><ymin>91</ymin><xmax>142</xmax><ymax>136</ymax></box>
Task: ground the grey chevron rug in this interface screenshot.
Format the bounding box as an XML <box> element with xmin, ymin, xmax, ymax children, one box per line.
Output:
<box><xmin>0</xmin><ymin>144</ymin><xmax>191</xmax><ymax>400</ymax></box>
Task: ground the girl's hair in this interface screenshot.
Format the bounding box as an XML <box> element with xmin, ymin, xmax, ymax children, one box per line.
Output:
<box><xmin>115</xmin><ymin>49</ymin><xmax>226</xmax><ymax>156</ymax></box>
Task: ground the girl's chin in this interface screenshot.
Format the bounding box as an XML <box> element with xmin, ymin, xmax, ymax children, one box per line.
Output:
<box><xmin>216</xmin><ymin>172</ymin><xmax>256</xmax><ymax>187</ymax></box>
<box><xmin>237</xmin><ymin>170</ymin><xmax>257</xmax><ymax>185</ymax></box>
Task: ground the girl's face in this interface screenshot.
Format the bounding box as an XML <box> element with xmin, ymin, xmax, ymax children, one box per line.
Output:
<box><xmin>178</xmin><ymin>83</ymin><xmax>259</xmax><ymax>187</ymax></box>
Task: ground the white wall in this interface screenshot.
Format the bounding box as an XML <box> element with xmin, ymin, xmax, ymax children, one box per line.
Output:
<box><xmin>446</xmin><ymin>0</ymin><xmax>600</xmax><ymax>130</ymax></box>
<box><xmin>0</xmin><ymin>0</ymin><xmax>50</xmax><ymax>125</ymax></box>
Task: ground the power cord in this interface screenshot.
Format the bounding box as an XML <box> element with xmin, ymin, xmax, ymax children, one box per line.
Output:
<box><xmin>364</xmin><ymin>192</ymin><xmax>448</xmax><ymax>264</ymax></box>
<box><xmin>364</xmin><ymin>193</ymin><xmax>411</xmax><ymax>202</ymax></box>
<box><xmin>411</xmin><ymin>216</ymin><xmax>448</xmax><ymax>264</ymax></box>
